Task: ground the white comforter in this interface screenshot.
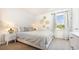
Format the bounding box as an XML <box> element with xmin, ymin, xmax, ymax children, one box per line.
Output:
<box><xmin>16</xmin><ymin>31</ymin><xmax>53</xmax><ymax>49</ymax></box>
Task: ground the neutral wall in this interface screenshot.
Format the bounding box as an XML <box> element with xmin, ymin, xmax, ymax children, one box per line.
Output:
<box><xmin>1</xmin><ymin>8</ymin><xmax>36</xmax><ymax>27</ymax></box>
<box><xmin>36</xmin><ymin>12</ymin><xmax>54</xmax><ymax>31</ymax></box>
<box><xmin>36</xmin><ymin>9</ymin><xmax>72</xmax><ymax>38</ymax></box>
<box><xmin>72</xmin><ymin>8</ymin><xmax>79</xmax><ymax>31</ymax></box>
<box><xmin>0</xmin><ymin>8</ymin><xmax>79</xmax><ymax>32</ymax></box>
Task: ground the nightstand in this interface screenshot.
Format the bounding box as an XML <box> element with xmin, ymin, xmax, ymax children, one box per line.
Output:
<box><xmin>5</xmin><ymin>33</ymin><xmax>16</xmax><ymax>45</ymax></box>
<box><xmin>0</xmin><ymin>33</ymin><xmax>5</xmax><ymax>45</ymax></box>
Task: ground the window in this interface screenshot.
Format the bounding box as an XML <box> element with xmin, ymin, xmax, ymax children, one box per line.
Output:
<box><xmin>55</xmin><ymin>15</ymin><xmax>65</xmax><ymax>30</ymax></box>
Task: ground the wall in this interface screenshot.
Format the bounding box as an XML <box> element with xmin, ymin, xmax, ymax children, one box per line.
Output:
<box><xmin>0</xmin><ymin>9</ymin><xmax>3</xmax><ymax>31</ymax></box>
<box><xmin>0</xmin><ymin>8</ymin><xmax>79</xmax><ymax>32</ymax></box>
<box><xmin>36</xmin><ymin>9</ymin><xmax>72</xmax><ymax>39</ymax></box>
<box><xmin>1</xmin><ymin>8</ymin><xmax>36</xmax><ymax>27</ymax></box>
<box><xmin>72</xmin><ymin>8</ymin><xmax>79</xmax><ymax>31</ymax></box>
<box><xmin>36</xmin><ymin>12</ymin><xmax>54</xmax><ymax>31</ymax></box>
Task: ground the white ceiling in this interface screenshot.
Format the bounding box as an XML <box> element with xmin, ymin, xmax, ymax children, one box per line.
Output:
<box><xmin>22</xmin><ymin>8</ymin><xmax>69</xmax><ymax>16</ymax></box>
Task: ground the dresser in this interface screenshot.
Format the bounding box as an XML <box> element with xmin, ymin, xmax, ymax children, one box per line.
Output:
<box><xmin>69</xmin><ymin>32</ymin><xmax>79</xmax><ymax>50</ymax></box>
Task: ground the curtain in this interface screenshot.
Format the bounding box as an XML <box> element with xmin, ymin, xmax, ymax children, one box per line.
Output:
<box><xmin>51</xmin><ymin>13</ymin><xmax>55</xmax><ymax>38</ymax></box>
<box><xmin>64</xmin><ymin>10</ymin><xmax>72</xmax><ymax>40</ymax></box>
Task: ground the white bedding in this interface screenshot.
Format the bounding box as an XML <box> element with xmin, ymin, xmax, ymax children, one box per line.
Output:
<box><xmin>16</xmin><ymin>31</ymin><xmax>53</xmax><ymax>49</ymax></box>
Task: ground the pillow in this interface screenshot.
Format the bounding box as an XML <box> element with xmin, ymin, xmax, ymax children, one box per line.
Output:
<box><xmin>19</xmin><ymin>27</ymin><xmax>34</xmax><ymax>32</ymax></box>
<box><xmin>24</xmin><ymin>27</ymin><xmax>33</xmax><ymax>31</ymax></box>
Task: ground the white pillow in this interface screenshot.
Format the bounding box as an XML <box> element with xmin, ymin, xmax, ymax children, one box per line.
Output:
<box><xmin>19</xmin><ymin>27</ymin><xmax>34</xmax><ymax>32</ymax></box>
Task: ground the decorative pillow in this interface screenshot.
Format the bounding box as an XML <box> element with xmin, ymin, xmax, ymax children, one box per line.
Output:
<box><xmin>24</xmin><ymin>27</ymin><xmax>33</xmax><ymax>31</ymax></box>
<box><xmin>19</xmin><ymin>27</ymin><xmax>34</xmax><ymax>32</ymax></box>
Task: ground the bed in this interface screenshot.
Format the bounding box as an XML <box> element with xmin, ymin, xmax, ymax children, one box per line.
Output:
<box><xmin>16</xmin><ymin>30</ymin><xmax>54</xmax><ymax>50</ymax></box>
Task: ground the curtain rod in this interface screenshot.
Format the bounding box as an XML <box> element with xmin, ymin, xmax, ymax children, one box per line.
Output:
<box><xmin>51</xmin><ymin>10</ymin><xmax>72</xmax><ymax>15</ymax></box>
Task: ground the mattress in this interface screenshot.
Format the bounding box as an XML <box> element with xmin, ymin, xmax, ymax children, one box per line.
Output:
<box><xmin>16</xmin><ymin>31</ymin><xmax>53</xmax><ymax>49</ymax></box>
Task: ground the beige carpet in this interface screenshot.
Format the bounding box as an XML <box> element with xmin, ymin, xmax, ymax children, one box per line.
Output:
<box><xmin>48</xmin><ymin>39</ymin><xmax>72</xmax><ymax>50</ymax></box>
<box><xmin>0</xmin><ymin>42</ymin><xmax>40</xmax><ymax>50</ymax></box>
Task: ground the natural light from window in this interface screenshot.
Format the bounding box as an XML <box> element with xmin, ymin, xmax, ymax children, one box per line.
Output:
<box><xmin>56</xmin><ymin>15</ymin><xmax>65</xmax><ymax>30</ymax></box>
